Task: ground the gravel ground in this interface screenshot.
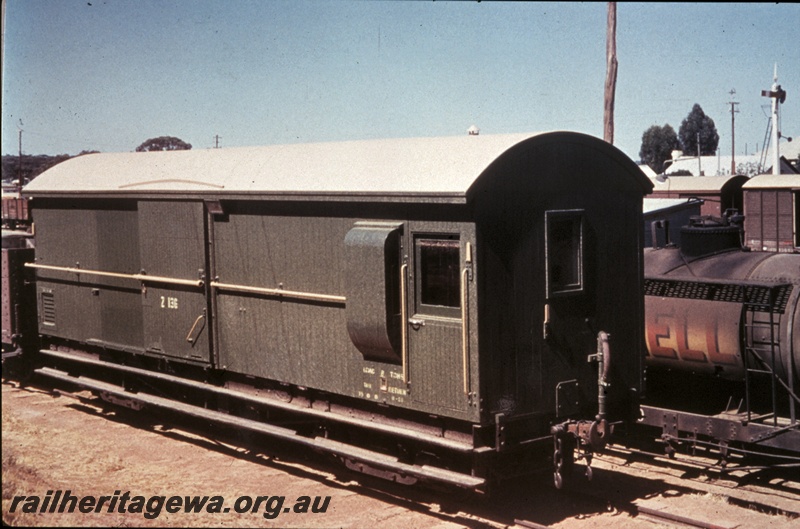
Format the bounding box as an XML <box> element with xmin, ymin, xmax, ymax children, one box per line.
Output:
<box><xmin>3</xmin><ymin>378</ymin><xmax>798</xmax><ymax>528</ymax></box>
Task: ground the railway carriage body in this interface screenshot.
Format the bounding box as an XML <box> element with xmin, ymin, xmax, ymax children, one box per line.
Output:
<box><xmin>2</xmin><ymin>229</ymin><xmax>35</xmax><ymax>358</ymax></box>
<box><xmin>22</xmin><ymin>132</ymin><xmax>652</xmax><ymax>488</ymax></box>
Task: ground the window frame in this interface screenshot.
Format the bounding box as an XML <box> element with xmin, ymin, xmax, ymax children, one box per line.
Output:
<box><xmin>545</xmin><ymin>209</ymin><xmax>586</xmax><ymax>299</ymax></box>
<box><xmin>413</xmin><ymin>234</ymin><xmax>462</xmax><ymax>319</ymax></box>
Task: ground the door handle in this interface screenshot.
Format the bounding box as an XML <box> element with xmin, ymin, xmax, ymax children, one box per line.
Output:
<box><xmin>185</xmin><ymin>313</ymin><xmax>206</xmax><ymax>344</ymax></box>
<box><xmin>408</xmin><ymin>318</ymin><xmax>426</xmax><ymax>330</ymax></box>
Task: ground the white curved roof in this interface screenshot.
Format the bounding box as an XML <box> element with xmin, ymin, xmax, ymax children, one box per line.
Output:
<box><xmin>642</xmin><ymin>198</ymin><xmax>700</xmax><ymax>214</ymax></box>
<box><xmin>648</xmin><ymin>175</ymin><xmax>745</xmax><ymax>193</ymax></box>
<box><xmin>742</xmin><ymin>173</ymin><xmax>800</xmax><ymax>189</ymax></box>
<box><xmin>24</xmin><ymin>132</ymin><xmax>543</xmax><ymax>198</ymax></box>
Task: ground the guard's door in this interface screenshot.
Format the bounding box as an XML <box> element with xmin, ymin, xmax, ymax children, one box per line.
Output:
<box><xmin>139</xmin><ymin>201</ymin><xmax>210</xmax><ymax>363</ymax></box>
<box><xmin>405</xmin><ymin>222</ymin><xmax>473</xmax><ymax>412</ymax></box>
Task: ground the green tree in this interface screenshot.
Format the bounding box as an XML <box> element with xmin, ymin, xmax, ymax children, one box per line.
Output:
<box><xmin>1</xmin><ymin>154</ymin><xmax>72</xmax><ymax>183</ymax></box>
<box><xmin>678</xmin><ymin>104</ymin><xmax>719</xmax><ymax>156</ymax></box>
<box><xmin>135</xmin><ymin>136</ymin><xmax>192</xmax><ymax>152</ymax></box>
<box><xmin>639</xmin><ymin>124</ymin><xmax>679</xmax><ymax>173</ymax></box>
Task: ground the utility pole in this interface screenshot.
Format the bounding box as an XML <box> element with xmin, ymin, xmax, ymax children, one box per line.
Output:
<box><xmin>697</xmin><ymin>132</ymin><xmax>702</xmax><ymax>176</ymax></box>
<box><xmin>728</xmin><ymin>89</ymin><xmax>739</xmax><ymax>175</ymax></box>
<box><xmin>17</xmin><ymin>120</ymin><xmax>24</xmax><ymax>190</ymax></box>
<box><xmin>603</xmin><ymin>2</ymin><xmax>618</xmax><ymax>144</ymax></box>
<box><xmin>214</xmin><ymin>135</ymin><xmax>222</xmax><ymax>149</ymax></box>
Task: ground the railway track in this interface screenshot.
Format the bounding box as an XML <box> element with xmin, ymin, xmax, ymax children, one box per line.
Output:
<box><xmin>3</xmin><ymin>378</ymin><xmax>798</xmax><ymax>528</ymax></box>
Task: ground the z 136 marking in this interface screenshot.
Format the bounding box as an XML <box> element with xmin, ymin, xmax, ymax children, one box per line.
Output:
<box><xmin>160</xmin><ymin>296</ymin><xmax>179</xmax><ymax>310</ymax></box>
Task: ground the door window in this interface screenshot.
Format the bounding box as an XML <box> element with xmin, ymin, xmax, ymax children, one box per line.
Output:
<box><xmin>415</xmin><ymin>236</ymin><xmax>461</xmax><ymax>317</ymax></box>
<box><xmin>546</xmin><ymin>210</ymin><xmax>585</xmax><ymax>298</ymax></box>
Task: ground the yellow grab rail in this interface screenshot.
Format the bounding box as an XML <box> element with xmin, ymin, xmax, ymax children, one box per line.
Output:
<box><xmin>400</xmin><ymin>263</ymin><xmax>409</xmax><ymax>385</ymax></box>
<box><xmin>461</xmin><ymin>267</ymin><xmax>470</xmax><ymax>395</ymax></box>
<box><xmin>25</xmin><ymin>263</ymin><xmax>203</xmax><ymax>288</ymax></box>
<box><xmin>210</xmin><ymin>281</ymin><xmax>345</xmax><ymax>304</ymax></box>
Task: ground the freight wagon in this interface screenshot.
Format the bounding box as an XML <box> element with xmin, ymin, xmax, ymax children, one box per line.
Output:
<box><xmin>21</xmin><ymin>132</ymin><xmax>653</xmax><ymax>489</ymax></box>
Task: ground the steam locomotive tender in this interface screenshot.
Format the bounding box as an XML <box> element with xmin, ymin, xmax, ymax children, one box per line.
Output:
<box><xmin>642</xmin><ymin>213</ymin><xmax>800</xmax><ymax>461</ymax></box>
<box><xmin>21</xmin><ymin>132</ymin><xmax>653</xmax><ymax>490</ymax></box>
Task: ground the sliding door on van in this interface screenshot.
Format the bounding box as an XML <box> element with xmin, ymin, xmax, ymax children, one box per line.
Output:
<box><xmin>138</xmin><ymin>201</ymin><xmax>210</xmax><ymax>363</ymax></box>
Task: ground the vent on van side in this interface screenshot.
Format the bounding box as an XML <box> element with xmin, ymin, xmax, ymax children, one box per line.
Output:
<box><xmin>41</xmin><ymin>290</ymin><xmax>56</xmax><ymax>326</ymax></box>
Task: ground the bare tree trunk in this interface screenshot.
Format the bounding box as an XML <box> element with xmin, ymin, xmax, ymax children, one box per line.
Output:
<box><xmin>603</xmin><ymin>2</ymin><xmax>618</xmax><ymax>144</ymax></box>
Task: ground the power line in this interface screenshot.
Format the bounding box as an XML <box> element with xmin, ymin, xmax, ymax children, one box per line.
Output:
<box><xmin>11</xmin><ymin>129</ymin><xmax>131</xmax><ymax>152</ymax></box>
<box><xmin>728</xmin><ymin>88</ymin><xmax>739</xmax><ymax>174</ymax></box>
<box><xmin>18</xmin><ymin>120</ymin><xmax>24</xmax><ymax>186</ymax></box>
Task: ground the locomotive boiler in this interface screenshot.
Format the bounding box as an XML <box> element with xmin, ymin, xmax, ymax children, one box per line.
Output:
<box><xmin>19</xmin><ymin>131</ymin><xmax>653</xmax><ymax>490</ymax></box>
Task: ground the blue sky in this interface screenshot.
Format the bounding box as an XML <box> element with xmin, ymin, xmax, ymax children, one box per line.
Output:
<box><xmin>2</xmin><ymin>1</ymin><xmax>798</xmax><ymax>163</ymax></box>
